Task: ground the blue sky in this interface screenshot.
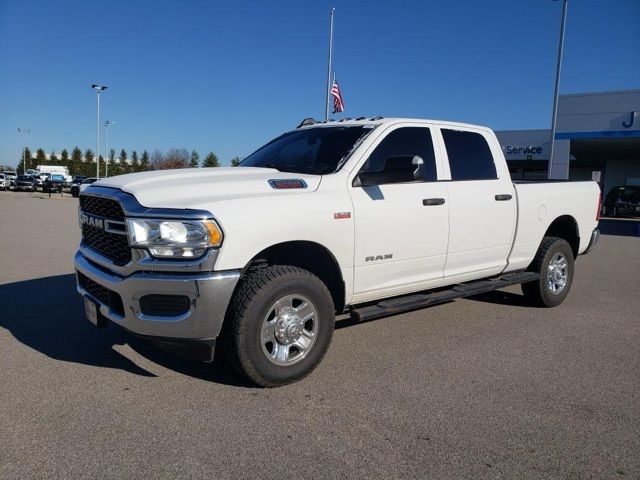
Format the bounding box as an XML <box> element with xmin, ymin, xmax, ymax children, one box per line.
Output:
<box><xmin>1</xmin><ymin>0</ymin><xmax>639</xmax><ymax>167</ymax></box>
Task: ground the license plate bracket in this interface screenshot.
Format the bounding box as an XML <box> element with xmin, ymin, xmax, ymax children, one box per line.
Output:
<box><xmin>84</xmin><ymin>297</ymin><xmax>108</xmax><ymax>328</ymax></box>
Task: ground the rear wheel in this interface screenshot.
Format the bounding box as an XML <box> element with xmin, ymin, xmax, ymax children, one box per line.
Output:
<box><xmin>522</xmin><ymin>236</ymin><xmax>574</xmax><ymax>308</ymax></box>
<box><xmin>222</xmin><ymin>265</ymin><xmax>335</xmax><ymax>387</ymax></box>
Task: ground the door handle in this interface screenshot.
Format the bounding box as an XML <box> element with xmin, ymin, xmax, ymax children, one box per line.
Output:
<box><xmin>423</xmin><ymin>198</ymin><xmax>446</xmax><ymax>206</ymax></box>
<box><xmin>495</xmin><ymin>194</ymin><xmax>513</xmax><ymax>201</ymax></box>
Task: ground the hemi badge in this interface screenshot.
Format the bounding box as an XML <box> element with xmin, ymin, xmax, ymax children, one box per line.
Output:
<box><xmin>268</xmin><ymin>179</ymin><xmax>308</xmax><ymax>189</ymax></box>
<box><xmin>334</xmin><ymin>212</ymin><xmax>351</xmax><ymax>219</ymax></box>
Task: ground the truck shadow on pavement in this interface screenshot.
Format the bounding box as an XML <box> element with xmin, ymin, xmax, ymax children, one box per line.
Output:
<box><xmin>0</xmin><ymin>274</ymin><xmax>531</xmax><ymax>385</ymax></box>
<box><xmin>466</xmin><ymin>289</ymin><xmax>532</xmax><ymax>308</ymax></box>
<box><xmin>0</xmin><ymin>274</ymin><xmax>248</xmax><ymax>387</ymax></box>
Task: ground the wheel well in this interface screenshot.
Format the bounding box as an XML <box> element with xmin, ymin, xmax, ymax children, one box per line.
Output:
<box><xmin>544</xmin><ymin>215</ymin><xmax>579</xmax><ymax>258</ymax></box>
<box><xmin>244</xmin><ymin>241</ymin><xmax>345</xmax><ymax>313</ymax></box>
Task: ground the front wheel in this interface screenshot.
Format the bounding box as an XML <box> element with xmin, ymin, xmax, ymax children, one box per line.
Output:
<box><xmin>222</xmin><ymin>265</ymin><xmax>335</xmax><ymax>387</ymax></box>
<box><xmin>522</xmin><ymin>236</ymin><xmax>574</xmax><ymax>308</ymax></box>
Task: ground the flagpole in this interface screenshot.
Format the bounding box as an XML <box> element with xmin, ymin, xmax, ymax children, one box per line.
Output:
<box><xmin>325</xmin><ymin>7</ymin><xmax>335</xmax><ymax>121</ymax></box>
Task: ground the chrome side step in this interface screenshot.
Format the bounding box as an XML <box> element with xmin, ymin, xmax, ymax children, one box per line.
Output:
<box><xmin>349</xmin><ymin>272</ymin><xmax>540</xmax><ymax>322</ymax></box>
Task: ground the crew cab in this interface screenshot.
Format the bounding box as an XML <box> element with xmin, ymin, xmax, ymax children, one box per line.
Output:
<box><xmin>75</xmin><ymin>117</ymin><xmax>600</xmax><ymax>387</ymax></box>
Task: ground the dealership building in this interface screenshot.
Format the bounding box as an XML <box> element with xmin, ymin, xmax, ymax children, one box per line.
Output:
<box><xmin>495</xmin><ymin>89</ymin><xmax>640</xmax><ymax>196</ymax></box>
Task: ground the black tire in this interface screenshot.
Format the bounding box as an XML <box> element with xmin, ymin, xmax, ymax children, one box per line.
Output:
<box><xmin>522</xmin><ymin>236</ymin><xmax>574</xmax><ymax>308</ymax></box>
<box><xmin>222</xmin><ymin>265</ymin><xmax>335</xmax><ymax>387</ymax></box>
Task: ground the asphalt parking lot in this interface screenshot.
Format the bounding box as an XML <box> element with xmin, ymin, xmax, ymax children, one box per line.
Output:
<box><xmin>1</xmin><ymin>190</ymin><xmax>639</xmax><ymax>479</ymax></box>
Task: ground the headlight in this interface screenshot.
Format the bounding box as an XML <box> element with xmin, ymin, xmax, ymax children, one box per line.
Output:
<box><xmin>126</xmin><ymin>218</ymin><xmax>223</xmax><ymax>258</ymax></box>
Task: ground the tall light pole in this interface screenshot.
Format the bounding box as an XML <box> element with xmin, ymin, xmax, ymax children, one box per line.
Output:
<box><xmin>104</xmin><ymin>120</ymin><xmax>115</xmax><ymax>177</ymax></box>
<box><xmin>91</xmin><ymin>84</ymin><xmax>108</xmax><ymax>178</ymax></box>
<box><xmin>18</xmin><ymin>128</ymin><xmax>31</xmax><ymax>174</ymax></box>
<box><xmin>548</xmin><ymin>0</ymin><xmax>568</xmax><ymax>179</ymax></box>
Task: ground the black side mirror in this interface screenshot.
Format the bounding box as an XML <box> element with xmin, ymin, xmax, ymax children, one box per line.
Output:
<box><xmin>354</xmin><ymin>155</ymin><xmax>425</xmax><ymax>187</ymax></box>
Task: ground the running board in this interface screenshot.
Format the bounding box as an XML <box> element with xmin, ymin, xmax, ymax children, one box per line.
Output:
<box><xmin>349</xmin><ymin>271</ymin><xmax>540</xmax><ymax>322</ymax></box>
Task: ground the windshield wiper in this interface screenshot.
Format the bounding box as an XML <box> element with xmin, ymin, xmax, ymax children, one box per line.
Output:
<box><xmin>260</xmin><ymin>164</ymin><xmax>309</xmax><ymax>174</ymax></box>
<box><xmin>260</xmin><ymin>163</ymin><xmax>283</xmax><ymax>172</ymax></box>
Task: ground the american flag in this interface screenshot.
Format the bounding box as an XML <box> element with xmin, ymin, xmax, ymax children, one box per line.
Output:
<box><xmin>331</xmin><ymin>78</ymin><xmax>345</xmax><ymax>113</ymax></box>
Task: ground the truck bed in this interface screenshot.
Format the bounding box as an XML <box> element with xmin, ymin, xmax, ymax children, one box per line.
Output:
<box><xmin>507</xmin><ymin>180</ymin><xmax>600</xmax><ymax>271</ymax></box>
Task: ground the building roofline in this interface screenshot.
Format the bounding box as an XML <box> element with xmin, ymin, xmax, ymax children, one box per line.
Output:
<box><xmin>560</xmin><ymin>88</ymin><xmax>640</xmax><ymax>98</ymax></box>
<box><xmin>494</xmin><ymin>128</ymin><xmax>550</xmax><ymax>134</ymax></box>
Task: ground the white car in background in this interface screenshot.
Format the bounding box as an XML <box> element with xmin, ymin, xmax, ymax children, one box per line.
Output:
<box><xmin>3</xmin><ymin>171</ymin><xmax>17</xmax><ymax>190</ymax></box>
<box><xmin>79</xmin><ymin>177</ymin><xmax>98</xmax><ymax>193</ymax></box>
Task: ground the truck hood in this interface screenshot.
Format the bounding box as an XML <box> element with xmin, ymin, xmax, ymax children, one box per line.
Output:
<box><xmin>93</xmin><ymin>167</ymin><xmax>321</xmax><ymax>209</ymax></box>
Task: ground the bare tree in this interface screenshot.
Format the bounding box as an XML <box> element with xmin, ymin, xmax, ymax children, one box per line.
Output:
<box><xmin>150</xmin><ymin>148</ymin><xmax>191</xmax><ymax>170</ymax></box>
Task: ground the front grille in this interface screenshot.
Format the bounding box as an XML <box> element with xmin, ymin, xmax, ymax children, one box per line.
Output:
<box><xmin>82</xmin><ymin>224</ymin><xmax>132</xmax><ymax>265</ymax></box>
<box><xmin>79</xmin><ymin>194</ymin><xmax>131</xmax><ymax>265</ymax></box>
<box><xmin>79</xmin><ymin>195</ymin><xmax>125</xmax><ymax>221</ymax></box>
<box><xmin>78</xmin><ymin>272</ymin><xmax>125</xmax><ymax>316</ymax></box>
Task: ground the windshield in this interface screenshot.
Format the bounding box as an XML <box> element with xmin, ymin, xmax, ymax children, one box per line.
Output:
<box><xmin>17</xmin><ymin>175</ymin><xmax>31</xmax><ymax>181</ymax></box>
<box><xmin>82</xmin><ymin>178</ymin><xmax>97</xmax><ymax>184</ymax></box>
<box><xmin>51</xmin><ymin>175</ymin><xmax>65</xmax><ymax>181</ymax></box>
<box><xmin>240</xmin><ymin>126</ymin><xmax>374</xmax><ymax>174</ymax></box>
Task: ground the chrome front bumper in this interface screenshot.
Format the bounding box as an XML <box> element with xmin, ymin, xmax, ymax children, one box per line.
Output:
<box><xmin>74</xmin><ymin>251</ymin><xmax>240</xmax><ymax>340</ymax></box>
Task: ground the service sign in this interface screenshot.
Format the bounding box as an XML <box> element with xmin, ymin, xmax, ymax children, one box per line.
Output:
<box><xmin>502</xmin><ymin>144</ymin><xmax>548</xmax><ymax>161</ymax></box>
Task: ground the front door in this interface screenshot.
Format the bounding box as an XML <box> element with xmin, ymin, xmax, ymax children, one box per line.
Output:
<box><xmin>349</xmin><ymin>125</ymin><xmax>450</xmax><ymax>302</ymax></box>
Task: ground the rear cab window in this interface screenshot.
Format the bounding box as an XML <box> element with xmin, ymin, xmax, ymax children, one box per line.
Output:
<box><xmin>441</xmin><ymin>129</ymin><xmax>497</xmax><ymax>181</ymax></box>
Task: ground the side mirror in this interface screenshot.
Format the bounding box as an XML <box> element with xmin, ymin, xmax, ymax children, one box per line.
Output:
<box><xmin>411</xmin><ymin>155</ymin><xmax>425</xmax><ymax>181</ymax></box>
<box><xmin>354</xmin><ymin>155</ymin><xmax>425</xmax><ymax>187</ymax></box>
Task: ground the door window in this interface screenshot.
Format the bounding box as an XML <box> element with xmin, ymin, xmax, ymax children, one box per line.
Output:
<box><xmin>360</xmin><ymin>127</ymin><xmax>437</xmax><ymax>181</ymax></box>
<box><xmin>441</xmin><ymin>129</ymin><xmax>497</xmax><ymax>180</ymax></box>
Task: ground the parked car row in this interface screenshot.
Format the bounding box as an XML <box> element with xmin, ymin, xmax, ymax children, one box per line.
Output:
<box><xmin>0</xmin><ymin>172</ymin><xmax>98</xmax><ymax>196</ymax></box>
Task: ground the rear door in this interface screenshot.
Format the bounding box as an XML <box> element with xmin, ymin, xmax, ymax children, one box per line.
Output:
<box><xmin>349</xmin><ymin>124</ymin><xmax>450</xmax><ymax>302</ymax></box>
<box><xmin>437</xmin><ymin>127</ymin><xmax>516</xmax><ymax>279</ymax></box>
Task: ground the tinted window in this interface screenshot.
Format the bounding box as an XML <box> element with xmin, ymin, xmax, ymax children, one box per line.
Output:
<box><xmin>241</xmin><ymin>126</ymin><xmax>373</xmax><ymax>175</ymax></box>
<box><xmin>620</xmin><ymin>186</ymin><xmax>640</xmax><ymax>200</ymax></box>
<box><xmin>442</xmin><ymin>129</ymin><xmax>497</xmax><ymax>180</ymax></box>
<box><xmin>361</xmin><ymin>127</ymin><xmax>437</xmax><ymax>181</ymax></box>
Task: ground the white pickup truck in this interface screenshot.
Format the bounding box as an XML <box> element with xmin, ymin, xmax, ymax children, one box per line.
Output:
<box><xmin>75</xmin><ymin>117</ymin><xmax>601</xmax><ymax>386</ymax></box>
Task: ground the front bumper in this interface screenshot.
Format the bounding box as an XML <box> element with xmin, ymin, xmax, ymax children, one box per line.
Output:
<box><xmin>74</xmin><ymin>251</ymin><xmax>241</xmax><ymax>344</ymax></box>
